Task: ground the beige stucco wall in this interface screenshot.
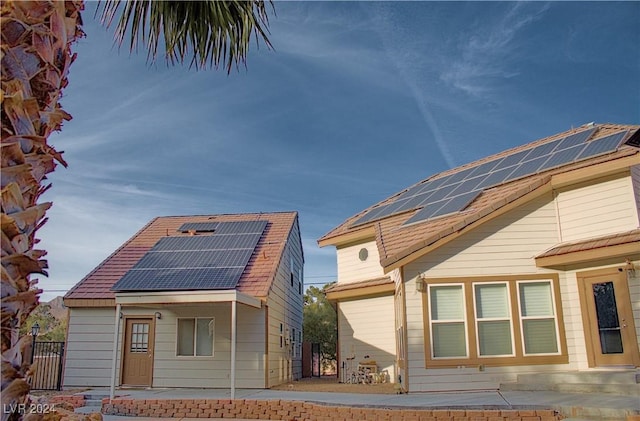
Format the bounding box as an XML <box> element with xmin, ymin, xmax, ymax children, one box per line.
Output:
<box><xmin>400</xmin><ymin>172</ymin><xmax>639</xmax><ymax>391</ymax></box>
<box><xmin>556</xmin><ymin>173</ymin><xmax>638</xmax><ymax>242</ymax></box>
<box><xmin>337</xmin><ymin>294</ymin><xmax>396</xmax><ymax>382</ymax></box>
<box><xmin>336</xmin><ymin>240</ymin><xmax>385</xmax><ymax>284</ymax></box>
<box><xmin>63</xmin><ymin>307</ymin><xmax>116</xmax><ymax>387</ymax></box>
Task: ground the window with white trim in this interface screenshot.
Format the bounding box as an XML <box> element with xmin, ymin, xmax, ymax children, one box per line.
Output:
<box><xmin>177</xmin><ymin>318</ymin><xmax>214</xmax><ymax>357</ymax></box>
<box><xmin>474</xmin><ymin>283</ymin><xmax>514</xmax><ymax>357</ymax></box>
<box><xmin>518</xmin><ymin>281</ymin><xmax>559</xmax><ymax>355</ymax></box>
<box><xmin>424</xmin><ymin>276</ymin><xmax>566</xmax><ymax>367</ymax></box>
<box><xmin>429</xmin><ymin>284</ymin><xmax>468</xmax><ymax>358</ymax></box>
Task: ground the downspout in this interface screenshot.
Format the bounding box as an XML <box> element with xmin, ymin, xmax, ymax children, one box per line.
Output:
<box><xmin>109</xmin><ymin>303</ymin><xmax>121</xmax><ymax>400</ymax></box>
<box><xmin>230</xmin><ymin>300</ymin><xmax>237</xmax><ymax>399</ymax></box>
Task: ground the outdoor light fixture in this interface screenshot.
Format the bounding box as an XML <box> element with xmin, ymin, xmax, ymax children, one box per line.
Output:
<box><xmin>30</xmin><ymin>322</ymin><xmax>40</xmax><ymax>365</ymax></box>
<box><xmin>416</xmin><ymin>276</ymin><xmax>426</xmax><ymax>293</ymax></box>
<box><xmin>31</xmin><ymin>322</ymin><xmax>40</xmax><ymax>338</ymax></box>
<box><xmin>155</xmin><ymin>312</ymin><xmax>162</xmax><ymax>320</ymax></box>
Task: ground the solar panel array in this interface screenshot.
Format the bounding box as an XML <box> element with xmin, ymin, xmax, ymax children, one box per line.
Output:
<box><xmin>352</xmin><ymin>128</ymin><xmax>629</xmax><ymax>227</ymax></box>
<box><xmin>178</xmin><ymin>222</ymin><xmax>219</xmax><ymax>232</ymax></box>
<box><xmin>112</xmin><ymin>220</ymin><xmax>268</xmax><ymax>291</ymax></box>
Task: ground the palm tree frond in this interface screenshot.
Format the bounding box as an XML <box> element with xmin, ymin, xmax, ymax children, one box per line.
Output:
<box><xmin>96</xmin><ymin>0</ymin><xmax>273</xmax><ymax>72</ymax></box>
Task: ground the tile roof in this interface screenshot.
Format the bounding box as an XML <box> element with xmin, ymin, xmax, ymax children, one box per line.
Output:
<box><xmin>536</xmin><ymin>229</ymin><xmax>640</xmax><ymax>259</ymax></box>
<box><xmin>64</xmin><ymin>212</ymin><xmax>299</xmax><ymax>302</ymax></box>
<box><xmin>319</xmin><ymin>123</ymin><xmax>640</xmax><ymax>270</ymax></box>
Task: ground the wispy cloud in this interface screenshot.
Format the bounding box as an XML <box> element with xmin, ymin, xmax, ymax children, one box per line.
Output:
<box><xmin>368</xmin><ymin>3</ymin><xmax>457</xmax><ymax>168</ymax></box>
<box><xmin>441</xmin><ymin>2</ymin><xmax>551</xmax><ymax>97</ymax></box>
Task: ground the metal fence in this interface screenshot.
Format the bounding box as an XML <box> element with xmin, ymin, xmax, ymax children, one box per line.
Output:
<box><xmin>30</xmin><ymin>341</ymin><xmax>65</xmax><ymax>391</ymax></box>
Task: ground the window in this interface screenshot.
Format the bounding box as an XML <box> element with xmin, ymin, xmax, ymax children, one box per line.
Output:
<box><xmin>292</xmin><ymin>328</ymin><xmax>297</xmax><ymax>357</ymax></box>
<box><xmin>518</xmin><ymin>281</ymin><xmax>559</xmax><ymax>355</ymax></box>
<box><xmin>424</xmin><ymin>275</ymin><xmax>566</xmax><ymax>367</ymax></box>
<box><xmin>130</xmin><ymin>323</ymin><xmax>149</xmax><ymax>353</ymax></box>
<box><xmin>177</xmin><ymin>318</ymin><xmax>214</xmax><ymax>356</ymax></box>
<box><xmin>474</xmin><ymin>283</ymin><xmax>514</xmax><ymax>357</ymax></box>
<box><xmin>429</xmin><ymin>284</ymin><xmax>467</xmax><ymax>358</ymax></box>
<box><xmin>280</xmin><ymin>323</ymin><xmax>284</xmax><ymax>348</ymax></box>
<box><xmin>290</xmin><ymin>257</ymin><xmax>295</xmax><ymax>287</ymax></box>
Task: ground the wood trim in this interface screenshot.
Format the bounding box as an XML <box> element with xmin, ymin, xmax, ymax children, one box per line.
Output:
<box><xmin>264</xmin><ymin>305</ymin><xmax>269</xmax><ymax>388</ymax></box>
<box><xmin>64</xmin><ymin>298</ymin><xmax>116</xmax><ymax>308</ymax></box>
<box><xmin>325</xmin><ymin>282</ymin><xmax>395</xmax><ymax>301</ymax></box>
<box><xmin>535</xmin><ymin>242</ymin><xmax>640</xmax><ymax>269</ymax></box>
<box><xmin>318</xmin><ymin>226</ymin><xmax>376</xmax><ymax>248</ymax></box>
<box><xmin>120</xmin><ymin>315</ymin><xmax>156</xmax><ymax>387</ymax></box>
<box><xmin>383</xmin><ymin>183</ymin><xmax>553</xmax><ymax>272</ymax></box>
<box><xmin>550</xmin><ymin>154</ymin><xmax>638</xmax><ymax>189</ymax></box>
<box><xmin>576</xmin><ymin>267</ymin><xmax>640</xmax><ymax>368</ymax></box>
<box><xmin>421</xmin><ymin>274</ymin><xmax>568</xmax><ymax>368</ymax></box>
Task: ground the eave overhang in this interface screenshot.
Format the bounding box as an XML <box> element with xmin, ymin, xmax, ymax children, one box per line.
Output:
<box><xmin>535</xmin><ymin>229</ymin><xmax>640</xmax><ymax>270</ymax></box>
<box><xmin>317</xmin><ymin>226</ymin><xmax>376</xmax><ymax>248</ymax></box>
<box><xmin>114</xmin><ymin>290</ymin><xmax>262</xmax><ymax>308</ymax></box>
<box><xmin>325</xmin><ymin>276</ymin><xmax>394</xmax><ymax>301</ymax></box>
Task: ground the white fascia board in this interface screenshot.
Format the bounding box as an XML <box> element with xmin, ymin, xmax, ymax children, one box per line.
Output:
<box><xmin>114</xmin><ymin>290</ymin><xmax>262</xmax><ymax>308</ymax></box>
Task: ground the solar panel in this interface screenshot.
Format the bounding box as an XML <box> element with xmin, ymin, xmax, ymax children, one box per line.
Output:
<box><xmin>554</xmin><ymin>128</ymin><xmax>596</xmax><ymax>150</ymax></box>
<box><xmin>214</xmin><ymin>220</ymin><xmax>268</xmax><ymax>234</ymax></box>
<box><xmin>439</xmin><ymin>167</ymin><xmax>475</xmax><ymax>187</ymax></box>
<box><xmin>404</xmin><ymin>190</ymin><xmax>481</xmax><ymax>225</ymax></box>
<box><xmin>492</xmin><ymin>149</ymin><xmax>530</xmax><ymax>170</ymax></box>
<box><xmin>521</xmin><ymin>140</ymin><xmax>559</xmax><ymax>162</ymax></box>
<box><xmin>465</xmin><ymin>158</ymin><xmax>504</xmax><ymax>179</ymax></box>
<box><xmin>135</xmin><ymin>249</ymin><xmax>254</xmax><ymax>269</ymax></box>
<box><xmin>396</xmin><ymin>181</ymin><xmax>432</xmax><ymax>201</ymax></box>
<box><xmin>505</xmin><ymin>155</ymin><xmax>550</xmax><ymax>182</ymax></box>
<box><xmin>473</xmin><ymin>166</ymin><xmax>515</xmax><ymax>190</ymax></box>
<box><xmin>576</xmin><ymin>131</ymin><xmax>627</xmax><ymax>161</ymax></box>
<box><xmin>351</xmin><ymin>126</ymin><xmax>625</xmax><ymax>229</ymax></box>
<box><xmin>391</xmin><ymin>193</ymin><xmax>433</xmax><ymax>214</ymax></box>
<box><xmin>536</xmin><ymin>145</ymin><xmax>583</xmax><ymax>172</ymax></box>
<box><xmin>112</xmin><ymin>220</ymin><xmax>266</xmax><ymax>291</ymax></box>
<box><xmin>114</xmin><ymin>268</ymin><xmax>245</xmax><ymax>291</ymax></box>
<box><xmin>446</xmin><ymin>177</ymin><xmax>483</xmax><ymax>198</ymax></box>
<box><xmin>152</xmin><ymin>234</ymin><xmax>262</xmax><ymax>251</ymax></box>
<box><xmin>178</xmin><ymin>222</ymin><xmax>219</xmax><ymax>232</ymax></box>
<box><xmin>352</xmin><ymin>204</ymin><xmax>391</xmax><ymax>226</ymax></box>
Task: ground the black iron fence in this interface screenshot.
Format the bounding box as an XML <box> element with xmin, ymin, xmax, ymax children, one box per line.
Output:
<box><xmin>30</xmin><ymin>341</ymin><xmax>65</xmax><ymax>391</ymax></box>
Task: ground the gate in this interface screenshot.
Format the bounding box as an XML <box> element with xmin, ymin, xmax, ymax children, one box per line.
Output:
<box><xmin>30</xmin><ymin>341</ymin><xmax>65</xmax><ymax>390</ymax></box>
<box><xmin>302</xmin><ymin>342</ymin><xmax>321</xmax><ymax>378</ymax></box>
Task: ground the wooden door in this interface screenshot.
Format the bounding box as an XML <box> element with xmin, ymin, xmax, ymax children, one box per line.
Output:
<box><xmin>121</xmin><ymin>318</ymin><xmax>155</xmax><ymax>386</ymax></box>
<box><xmin>578</xmin><ymin>269</ymin><xmax>640</xmax><ymax>367</ymax></box>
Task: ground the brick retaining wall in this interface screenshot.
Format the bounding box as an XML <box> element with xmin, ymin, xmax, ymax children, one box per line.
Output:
<box><xmin>48</xmin><ymin>395</ymin><xmax>86</xmax><ymax>409</ymax></box>
<box><xmin>102</xmin><ymin>398</ymin><xmax>563</xmax><ymax>420</ymax></box>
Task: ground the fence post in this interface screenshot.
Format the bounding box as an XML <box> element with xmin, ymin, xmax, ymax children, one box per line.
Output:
<box><xmin>56</xmin><ymin>342</ymin><xmax>65</xmax><ymax>391</ymax></box>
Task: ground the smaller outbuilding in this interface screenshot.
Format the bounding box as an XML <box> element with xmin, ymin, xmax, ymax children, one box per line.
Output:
<box><xmin>63</xmin><ymin>212</ymin><xmax>304</xmax><ymax>395</ymax></box>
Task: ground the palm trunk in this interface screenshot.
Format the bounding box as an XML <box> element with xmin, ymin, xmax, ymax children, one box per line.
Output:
<box><xmin>1</xmin><ymin>1</ymin><xmax>83</xmax><ymax>419</ymax></box>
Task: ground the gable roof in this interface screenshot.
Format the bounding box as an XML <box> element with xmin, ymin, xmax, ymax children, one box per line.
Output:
<box><xmin>319</xmin><ymin>123</ymin><xmax>640</xmax><ymax>271</ymax></box>
<box><xmin>64</xmin><ymin>212</ymin><xmax>299</xmax><ymax>306</ymax></box>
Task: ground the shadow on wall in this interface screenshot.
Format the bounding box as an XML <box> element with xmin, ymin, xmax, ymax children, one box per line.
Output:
<box><xmin>338</xmin><ymin>315</ymin><xmax>396</xmax><ymax>385</ymax></box>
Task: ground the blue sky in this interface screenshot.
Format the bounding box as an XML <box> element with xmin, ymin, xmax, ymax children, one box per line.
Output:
<box><xmin>38</xmin><ymin>1</ymin><xmax>639</xmax><ymax>300</ymax></box>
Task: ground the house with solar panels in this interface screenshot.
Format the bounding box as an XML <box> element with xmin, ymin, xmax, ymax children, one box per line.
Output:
<box><xmin>318</xmin><ymin>123</ymin><xmax>640</xmax><ymax>393</ymax></box>
<box><xmin>63</xmin><ymin>212</ymin><xmax>304</xmax><ymax>395</ymax></box>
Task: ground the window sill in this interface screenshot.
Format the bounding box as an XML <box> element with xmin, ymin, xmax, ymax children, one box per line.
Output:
<box><xmin>425</xmin><ymin>354</ymin><xmax>568</xmax><ymax>368</ymax></box>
